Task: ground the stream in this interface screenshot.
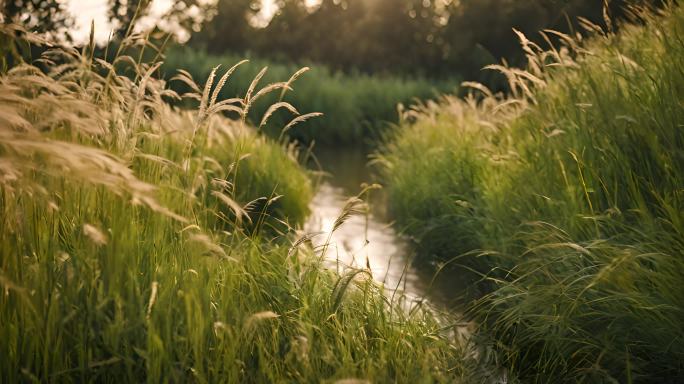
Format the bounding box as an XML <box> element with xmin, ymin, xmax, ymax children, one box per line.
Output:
<box><xmin>304</xmin><ymin>147</ymin><xmax>464</xmax><ymax>310</ymax></box>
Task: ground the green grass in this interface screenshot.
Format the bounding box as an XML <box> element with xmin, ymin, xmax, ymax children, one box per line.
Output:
<box><xmin>379</xmin><ymin>4</ymin><xmax>684</xmax><ymax>382</ymax></box>
<box><xmin>163</xmin><ymin>47</ymin><xmax>458</xmax><ymax>146</ymax></box>
<box><xmin>0</xmin><ymin>27</ymin><xmax>477</xmax><ymax>382</ymax></box>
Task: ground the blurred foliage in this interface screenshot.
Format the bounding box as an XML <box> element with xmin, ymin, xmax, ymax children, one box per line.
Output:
<box><xmin>3</xmin><ymin>0</ymin><xmax>662</xmax><ymax>86</ymax></box>
<box><xmin>1</xmin><ymin>0</ymin><xmax>73</xmax><ymax>39</ymax></box>
<box><xmin>106</xmin><ymin>0</ymin><xmax>209</xmax><ymax>39</ymax></box>
<box><xmin>191</xmin><ymin>0</ymin><xmax>661</xmax><ymax>84</ymax></box>
<box><xmin>162</xmin><ymin>47</ymin><xmax>458</xmax><ymax>146</ymax></box>
<box><xmin>107</xmin><ymin>0</ymin><xmax>151</xmax><ymax>38</ymax></box>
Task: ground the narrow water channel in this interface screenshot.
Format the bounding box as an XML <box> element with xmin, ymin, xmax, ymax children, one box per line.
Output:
<box><xmin>304</xmin><ymin>147</ymin><xmax>462</xmax><ymax>310</ymax></box>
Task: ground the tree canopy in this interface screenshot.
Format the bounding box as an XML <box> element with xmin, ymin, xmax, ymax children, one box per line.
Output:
<box><xmin>191</xmin><ymin>0</ymin><xmax>656</xmax><ymax>80</ymax></box>
<box><xmin>2</xmin><ymin>0</ymin><xmax>660</xmax><ymax>81</ymax></box>
<box><xmin>2</xmin><ymin>0</ymin><xmax>73</xmax><ymax>39</ymax></box>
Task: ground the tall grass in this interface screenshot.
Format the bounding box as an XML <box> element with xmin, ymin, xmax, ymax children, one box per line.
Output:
<box><xmin>163</xmin><ymin>47</ymin><xmax>458</xmax><ymax>146</ymax></box>
<box><xmin>0</xmin><ymin>25</ymin><xmax>478</xmax><ymax>382</ymax></box>
<box><xmin>379</xmin><ymin>3</ymin><xmax>684</xmax><ymax>382</ymax></box>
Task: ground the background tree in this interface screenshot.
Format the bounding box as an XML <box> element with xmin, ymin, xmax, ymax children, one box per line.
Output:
<box><xmin>300</xmin><ymin>0</ymin><xmax>365</xmax><ymax>70</ymax></box>
<box><xmin>107</xmin><ymin>0</ymin><xmax>152</xmax><ymax>39</ymax></box>
<box><xmin>1</xmin><ymin>0</ymin><xmax>73</xmax><ymax>39</ymax></box>
<box><xmin>189</xmin><ymin>0</ymin><xmax>661</xmax><ymax>81</ymax></box>
<box><xmin>162</xmin><ymin>0</ymin><xmax>212</xmax><ymax>41</ymax></box>
<box><xmin>189</xmin><ymin>0</ymin><xmax>259</xmax><ymax>54</ymax></box>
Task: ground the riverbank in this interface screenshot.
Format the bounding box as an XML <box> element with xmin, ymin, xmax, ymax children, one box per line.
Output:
<box><xmin>306</xmin><ymin>146</ymin><xmax>477</xmax><ymax>311</ymax></box>
<box><xmin>379</xmin><ymin>4</ymin><xmax>684</xmax><ymax>382</ymax></box>
<box><xmin>3</xmin><ymin>3</ymin><xmax>683</xmax><ymax>382</ymax></box>
<box><xmin>0</xmin><ymin>27</ymin><xmax>477</xmax><ymax>382</ymax></box>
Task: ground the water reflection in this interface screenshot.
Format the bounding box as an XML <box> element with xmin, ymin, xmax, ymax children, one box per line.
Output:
<box><xmin>306</xmin><ymin>181</ymin><xmax>423</xmax><ymax>299</ymax></box>
<box><xmin>304</xmin><ymin>147</ymin><xmax>460</xmax><ymax>309</ymax></box>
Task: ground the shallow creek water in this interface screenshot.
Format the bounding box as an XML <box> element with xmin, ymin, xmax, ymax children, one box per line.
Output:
<box><xmin>304</xmin><ymin>147</ymin><xmax>463</xmax><ymax>310</ymax></box>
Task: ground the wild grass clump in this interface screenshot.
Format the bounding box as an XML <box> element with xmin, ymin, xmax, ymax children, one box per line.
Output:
<box><xmin>163</xmin><ymin>47</ymin><xmax>458</xmax><ymax>146</ymax></box>
<box><xmin>379</xmin><ymin>3</ymin><xmax>684</xmax><ymax>382</ymax></box>
<box><xmin>0</xmin><ymin>26</ymin><xmax>474</xmax><ymax>382</ymax></box>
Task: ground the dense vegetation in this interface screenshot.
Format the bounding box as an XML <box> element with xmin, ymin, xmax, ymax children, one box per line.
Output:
<box><xmin>193</xmin><ymin>0</ymin><xmax>656</xmax><ymax>80</ymax></box>
<box><xmin>4</xmin><ymin>0</ymin><xmax>660</xmax><ymax>81</ymax></box>
<box><xmin>379</xmin><ymin>4</ymin><xmax>684</xmax><ymax>382</ymax></box>
<box><xmin>3</xmin><ymin>1</ymin><xmax>683</xmax><ymax>382</ymax></box>
<box><xmin>163</xmin><ymin>47</ymin><xmax>454</xmax><ymax>146</ymax></box>
<box><xmin>0</xmin><ymin>27</ymin><xmax>477</xmax><ymax>382</ymax></box>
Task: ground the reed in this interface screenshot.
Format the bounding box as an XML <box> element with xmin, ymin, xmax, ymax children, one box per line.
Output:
<box><xmin>379</xmin><ymin>3</ymin><xmax>684</xmax><ymax>382</ymax></box>
<box><xmin>163</xmin><ymin>47</ymin><xmax>459</xmax><ymax>146</ymax></box>
<box><xmin>0</xmin><ymin>25</ymin><xmax>475</xmax><ymax>382</ymax></box>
